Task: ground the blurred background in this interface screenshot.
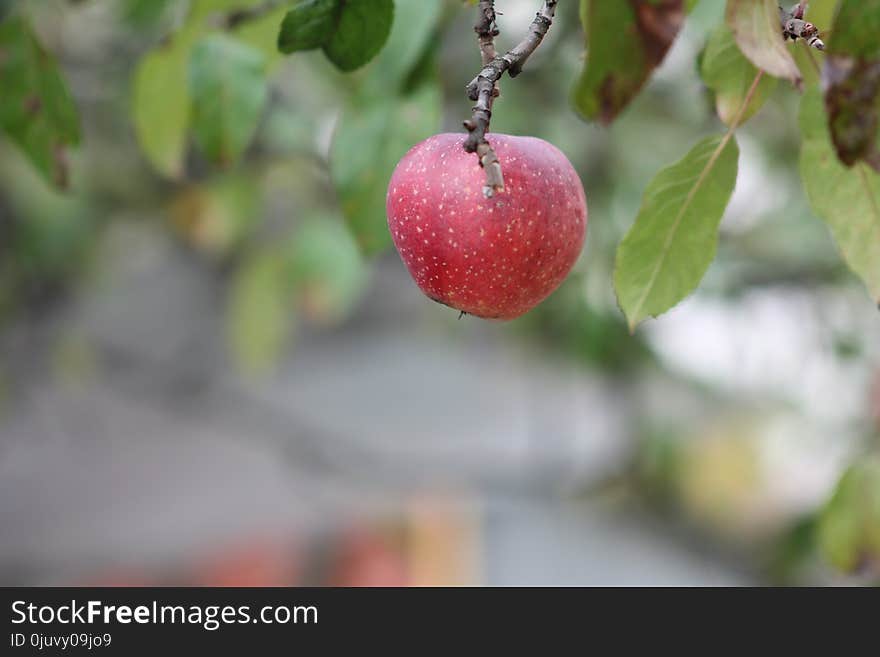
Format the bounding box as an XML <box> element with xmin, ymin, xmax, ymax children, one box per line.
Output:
<box><xmin>0</xmin><ymin>0</ymin><xmax>878</xmax><ymax>586</ymax></box>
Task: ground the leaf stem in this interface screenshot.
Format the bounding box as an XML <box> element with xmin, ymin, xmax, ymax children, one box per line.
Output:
<box><xmin>711</xmin><ymin>70</ymin><xmax>765</xmax><ymax>174</ymax></box>
<box><xmin>801</xmin><ymin>39</ymin><xmax>822</xmax><ymax>76</ymax></box>
<box><xmin>729</xmin><ymin>70</ymin><xmax>765</xmax><ymax>133</ymax></box>
<box><xmin>475</xmin><ymin>0</ymin><xmax>499</xmax><ymax>66</ymax></box>
<box><xmin>688</xmin><ymin>71</ymin><xmax>764</xmax><ymax>210</ymax></box>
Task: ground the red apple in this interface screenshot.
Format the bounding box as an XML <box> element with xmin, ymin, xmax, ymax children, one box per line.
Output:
<box><xmin>327</xmin><ymin>530</ymin><xmax>408</xmax><ymax>587</ymax></box>
<box><xmin>386</xmin><ymin>133</ymin><xmax>587</xmax><ymax>320</ymax></box>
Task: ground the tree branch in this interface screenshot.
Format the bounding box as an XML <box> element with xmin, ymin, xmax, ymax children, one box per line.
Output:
<box><xmin>463</xmin><ymin>0</ymin><xmax>558</xmax><ymax>198</ymax></box>
<box><xmin>475</xmin><ymin>0</ymin><xmax>499</xmax><ymax>65</ymax></box>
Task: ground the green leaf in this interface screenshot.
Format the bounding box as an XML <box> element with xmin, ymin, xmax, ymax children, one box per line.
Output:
<box><xmin>130</xmin><ymin>1</ymin><xmax>281</xmax><ymax>178</ymax></box>
<box><xmin>132</xmin><ymin>36</ymin><xmax>192</xmax><ymax>178</ymax></box>
<box><xmin>700</xmin><ymin>24</ymin><xmax>777</xmax><ymax>126</ymax></box>
<box><xmin>614</xmin><ymin>135</ymin><xmax>740</xmax><ymax>331</ymax></box>
<box><xmin>231</xmin><ymin>2</ymin><xmax>290</xmax><ymax>69</ymax></box>
<box><xmin>0</xmin><ymin>1</ymin><xmax>14</xmax><ymax>23</ymax></box>
<box><xmin>817</xmin><ymin>460</ymin><xmax>880</xmax><ymax>573</ymax></box>
<box><xmin>725</xmin><ymin>0</ymin><xmax>801</xmax><ymax>83</ymax></box>
<box><xmin>365</xmin><ymin>0</ymin><xmax>440</xmax><ymax>90</ymax></box>
<box><xmin>331</xmin><ymin>82</ymin><xmax>440</xmax><ymax>255</ymax></box>
<box><xmin>188</xmin><ymin>0</ymin><xmax>259</xmax><ymax>24</ymax></box>
<box><xmin>799</xmin><ymin>87</ymin><xmax>880</xmax><ymax>302</ymax></box>
<box><xmin>120</xmin><ymin>0</ymin><xmax>174</xmax><ymax>27</ymax></box>
<box><xmin>325</xmin><ymin>0</ymin><xmax>439</xmax><ymax>256</ymax></box>
<box><xmin>128</xmin><ymin>0</ymin><xmax>228</xmax><ymax>179</ymax></box>
<box><xmin>277</xmin><ymin>0</ymin><xmax>338</xmax><ymax>54</ymax></box>
<box><xmin>828</xmin><ymin>0</ymin><xmax>880</xmax><ymax>58</ymax></box>
<box><xmin>189</xmin><ymin>34</ymin><xmax>268</xmax><ymax>166</ymax></box>
<box><xmin>323</xmin><ymin>0</ymin><xmax>394</xmax><ymax>72</ymax></box>
<box><xmin>572</xmin><ymin>0</ymin><xmax>688</xmax><ymax>124</ymax></box>
<box><xmin>287</xmin><ymin>215</ymin><xmax>366</xmax><ymax>324</ymax></box>
<box><xmin>799</xmin><ymin>0</ymin><xmax>837</xmax><ymax>28</ymax></box>
<box><xmin>227</xmin><ymin>251</ymin><xmax>294</xmax><ymax>375</ymax></box>
<box><xmin>0</xmin><ymin>15</ymin><xmax>80</xmax><ymax>189</ymax></box>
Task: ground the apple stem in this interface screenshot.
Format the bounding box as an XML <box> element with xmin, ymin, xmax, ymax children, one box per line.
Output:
<box><xmin>463</xmin><ymin>0</ymin><xmax>558</xmax><ymax>198</ymax></box>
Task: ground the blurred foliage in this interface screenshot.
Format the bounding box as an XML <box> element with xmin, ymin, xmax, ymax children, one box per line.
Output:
<box><xmin>170</xmin><ymin>174</ymin><xmax>260</xmax><ymax>254</ymax></box>
<box><xmin>228</xmin><ymin>248</ymin><xmax>294</xmax><ymax>374</ymax></box>
<box><xmin>635</xmin><ymin>418</ymin><xmax>768</xmax><ymax>541</ymax></box>
<box><xmin>765</xmin><ymin>514</ymin><xmax>821</xmax><ymax>585</ymax></box>
<box><xmin>515</xmin><ymin>274</ymin><xmax>653</xmax><ymax>373</ymax></box>
<box><xmin>132</xmin><ymin>35</ymin><xmax>193</xmax><ymax>178</ymax></box>
<box><xmin>286</xmin><ymin>215</ymin><xmax>366</xmax><ymax>325</ymax></box>
<box><xmin>635</xmin><ymin>417</ymin><xmax>880</xmax><ymax>583</ymax></box>
<box><xmin>830</xmin><ymin>0</ymin><xmax>880</xmax><ymax>57</ymax></box>
<box><xmin>189</xmin><ymin>34</ymin><xmax>268</xmax><ymax>166</ymax></box>
<box><xmin>818</xmin><ymin>459</ymin><xmax>880</xmax><ymax>574</ymax></box>
<box><xmin>0</xmin><ymin>0</ymin><xmax>13</xmax><ymax>23</ymax></box>
<box><xmin>332</xmin><ymin>84</ymin><xmax>440</xmax><ymax>254</ymax></box>
<box><xmin>330</xmin><ymin>0</ymin><xmax>443</xmax><ymax>253</ymax></box>
<box><xmin>119</xmin><ymin>0</ymin><xmax>174</xmax><ymax>27</ymax></box>
<box><xmin>225</xmin><ymin>210</ymin><xmax>364</xmax><ymax>373</ymax></box>
<box><xmin>0</xmin><ymin>140</ymin><xmax>95</xmax><ymax>320</ymax></box>
<box><xmin>0</xmin><ymin>14</ymin><xmax>80</xmax><ymax>188</ymax></box>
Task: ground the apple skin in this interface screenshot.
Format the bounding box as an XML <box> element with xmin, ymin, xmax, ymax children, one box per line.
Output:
<box><xmin>386</xmin><ymin>133</ymin><xmax>587</xmax><ymax>320</ymax></box>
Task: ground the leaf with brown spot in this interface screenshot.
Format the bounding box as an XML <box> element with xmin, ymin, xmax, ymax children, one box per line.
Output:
<box><xmin>800</xmin><ymin>88</ymin><xmax>880</xmax><ymax>304</ymax></box>
<box><xmin>824</xmin><ymin>0</ymin><xmax>880</xmax><ymax>172</ymax></box>
<box><xmin>0</xmin><ymin>15</ymin><xmax>80</xmax><ymax>189</ymax></box>
<box><xmin>572</xmin><ymin>0</ymin><xmax>691</xmax><ymax>125</ymax></box>
<box><xmin>725</xmin><ymin>0</ymin><xmax>802</xmax><ymax>84</ymax></box>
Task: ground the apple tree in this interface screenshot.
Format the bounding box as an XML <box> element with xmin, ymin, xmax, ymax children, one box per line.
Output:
<box><xmin>0</xmin><ymin>0</ymin><xmax>879</xmax><ymax>578</ymax></box>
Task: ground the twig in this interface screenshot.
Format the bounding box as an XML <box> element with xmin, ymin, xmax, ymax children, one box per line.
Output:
<box><xmin>475</xmin><ymin>0</ymin><xmax>499</xmax><ymax>66</ymax></box>
<box><xmin>463</xmin><ymin>0</ymin><xmax>558</xmax><ymax>198</ymax></box>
